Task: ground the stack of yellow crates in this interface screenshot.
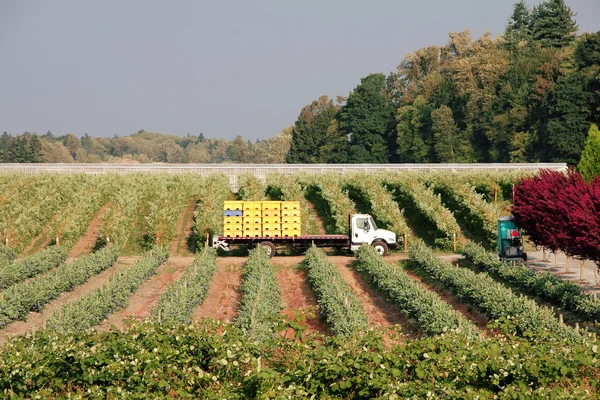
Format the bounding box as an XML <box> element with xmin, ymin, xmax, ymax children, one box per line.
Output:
<box><xmin>224</xmin><ymin>201</ymin><xmax>301</xmax><ymax>237</ymax></box>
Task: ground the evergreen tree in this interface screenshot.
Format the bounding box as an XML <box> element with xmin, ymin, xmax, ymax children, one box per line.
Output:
<box><xmin>575</xmin><ymin>32</ymin><xmax>600</xmax><ymax>125</ymax></box>
<box><xmin>338</xmin><ymin>73</ymin><xmax>394</xmax><ymax>163</ymax></box>
<box><xmin>505</xmin><ymin>0</ymin><xmax>532</xmax><ymax>45</ymax></box>
<box><xmin>286</xmin><ymin>96</ymin><xmax>338</xmax><ymax>163</ymax></box>
<box><xmin>395</xmin><ymin>96</ymin><xmax>433</xmax><ymax>162</ymax></box>
<box><xmin>431</xmin><ymin>105</ymin><xmax>472</xmax><ymax>162</ymax></box>
<box><xmin>544</xmin><ymin>72</ymin><xmax>590</xmax><ymax>164</ymax></box>
<box><xmin>577</xmin><ymin>124</ymin><xmax>600</xmax><ymax>180</ymax></box>
<box><xmin>530</xmin><ymin>0</ymin><xmax>578</xmax><ymax>48</ymax></box>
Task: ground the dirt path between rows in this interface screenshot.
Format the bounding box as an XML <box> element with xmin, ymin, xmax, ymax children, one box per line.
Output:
<box><xmin>22</xmin><ymin>216</ymin><xmax>56</xmax><ymax>256</ymax></box>
<box><xmin>306</xmin><ymin>200</ymin><xmax>327</xmax><ymax>234</ymax></box>
<box><xmin>191</xmin><ymin>257</ymin><xmax>245</xmax><ymax>323</ymax></box>
<box><xmin>170</xmin><ymin>199</ymin><xmax>197</xmax><ymax>257</ymax></box>
<box><xmin>273</xmin><ymin>263</ymin><xmax>330</xmax><ymax>335</ymax></box>
<box><xmin>334</xmin><ymin>261</ymin><xmax>412</xmax><ymax>335</ymax></box>
<box><xmin>402</xmin><ymin>268</ymin><xmax>490</xmax><ymax>333</ymax></box>
<box><xmin>0</xmin><ymin>256</ymin><xmax>139</xmax><ymax>345</ymax></box>
<box><xmin>96</xmin><ymin>256</ymin><xmax>192</xmax><ymax>332</ymax></box>
<box><xmin>68</xmin><ymin>203</ymin><xmax>111</xmax><ymax>258</ymax></box>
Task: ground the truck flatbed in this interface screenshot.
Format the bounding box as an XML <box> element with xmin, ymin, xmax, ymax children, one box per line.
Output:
<box><xmin>217</xmin><ymin>235</ymin><xmax>349</xmax><ymax>244</ymax></box>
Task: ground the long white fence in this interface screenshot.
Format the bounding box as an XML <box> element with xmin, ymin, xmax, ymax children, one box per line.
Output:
<box><xmin>0</xmin><ymin>163</ymin><xmax>567</xmax><ymax>191</ymax></box>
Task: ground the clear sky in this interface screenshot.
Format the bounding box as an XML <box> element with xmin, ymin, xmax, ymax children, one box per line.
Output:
<box><xmin>1</xmin><ymin>0</ymin><xmax>598</xmax><ymax>141</ymax></box>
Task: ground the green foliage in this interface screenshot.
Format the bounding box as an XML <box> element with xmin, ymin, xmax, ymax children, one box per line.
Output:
<box><xmin>304</xmin><ymin>246</ymin><xmax>368</xmax><ymax>336</ymax></box>
<box><xmin>395</xmin><ymin>96</ymin><xmax>433</xmax><ymax>162</ymax></box>
<box><xmin>236</xmin><ymin>173</ymin><xmax>266</xmax><ymax>201</ymax></box>
<box><xmin>193</xmin><ymin>174</ymin><xmax>231</xmax><ymax>247</ymax></box>
<box><xmin>153</xmin><ymin>248</ymin><xmax>217</xmax><ymax>325</ymax></box>
<box><xmin>0</xmin><ymin>246</ymin><xmax>68</xmax><ymax>291</ymax></box>
<box><xmin>465</xmin><ymin>242</ymin><xmax>600</xmax><ymax>322</ymax></box>
<box><xmin>504</xmin><ymin>0</ymin><xmax>531</xmax><ymax>45</ymax></box>
<box><xmin>409</xmin><ymin>241</ymin><xmax>579</xmax><ymax>341</ymax></box>
<box><xmin>1</xmin><ymin>321</ymin><xmax>599</xmax><ymax>398</ymax></box>
<box><xmin>338</xmin><ymin>73</ymin><xmax>394</xmax><ymax>163</ymax></box>
<box><xmin>530</xmin><ymin>0</ymin><xmax>578</xmax><ymax>48</ymax></box>
<box><xmin>431</xmin><ymin>105</ymin><xmax>472</xmax><ymax>162</ymax></box>
<box><xmin>355</xmin><ymin>245</ymin><xmax>478</xmax><ymax>337</ymax></box>
<box><xmin>577</xmin><ymin>124</ymin><xmax>600</xmax><ymax>181</ymax></box>
<box><xmin>0</xmin><ymin>246</ymin><xmax>119</xmax><ymax>328</ymax></box>
<box><xmin>47</xmin><ymin>247</ymin><xmax>168</xmax><ymax>332</ymax></box>
<box><xmin>236</xmin><ymin>247</ymin><xmax>281</xmax><ymax>340</ymax></box>
<box><xmin>0</xmin><ymin>244</ymin><xmax>16</xmax><ymax>265</ymax></box>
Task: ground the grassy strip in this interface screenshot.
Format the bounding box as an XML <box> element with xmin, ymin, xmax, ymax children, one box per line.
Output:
<box><xmin>0</xmin><ymin>246</ymin><xmax>68</xmax><ymax>291</ymax></box>
<box><xmin>304</xmin><ymin>246</ymin><xmax>368</xmax><ymax>336</ymax></box>
<box><xmin>465</xmin><ymin>242</ymin><xmax>600</xmax><ymax>321</ymax></box>
<box><xmin>47</xmin><ymin>247</ymin><xmax>169</xmax><ymax>332</ymax></box>
<box><xmin>354</xmin><ymin>245</ymin><xmax>478</xmax><ymax>337</ymax></box>
<box><xmin>0</xmin><ymin>246</ymin><xmax>119</xmax><ymax>328</ymax></box>
<box><xmin>237</xmin><ymin>173</ymin><xmax>267</xmax><ymax>201</ymax></box>
<box><xmin>409</xmin><ymin>241</ymin><xmax>579</xmax><ymax>341</ymax></box>
<box><xmin>152</xmin><ymin>248</ymin><xmax>217</xmax><ymax>325</ymax></box>
<box><xmin>236</xmin><ymin>247</ymin><xmax>281</xmax><ymax>339</ymax></box>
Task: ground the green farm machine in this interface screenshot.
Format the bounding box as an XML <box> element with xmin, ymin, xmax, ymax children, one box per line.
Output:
<box><xmin>498</xmin><ymin>216</ymin><xmax>527</xmax><ymax>261</ymax></box>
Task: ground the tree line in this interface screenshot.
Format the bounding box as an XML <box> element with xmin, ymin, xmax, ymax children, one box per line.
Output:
<box><xmin>287</xmin><ymin>0</ymin><xmax>600</xmax><ymax>165</ymax></box>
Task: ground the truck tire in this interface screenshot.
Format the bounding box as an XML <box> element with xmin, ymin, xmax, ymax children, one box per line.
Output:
<box><xmin>522</xmin><ymin>252</ymin><xmax>528</xmax><ymax>261</ymax></box>
<box><xmin>259</xmin><ymin>241</ymin><xmax>276</xmax><ymax>258</ymax></box>
<box><xmin>372</xmin><ymin>241</ymin><xmax>388</xmax><ymax>257</ymax></box>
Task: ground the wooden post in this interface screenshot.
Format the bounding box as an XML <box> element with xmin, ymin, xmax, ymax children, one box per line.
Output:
<box><xmin>575</xmin><ymin>322</ymin><xmax>580</xmax><ymax>332</ymax></box>
<box><xmin>453</xmin><ymin>232</ymin><xmax>457</xmax><ymax>252</ymax></box>
<box><xmin>56</xmin><ymin>236</ymin><xmax>60</xmax><ymax>246</ymax></box>
<box><xmin>559</xmin><ymin>314</ymin><xmax>563</xmax><ymax>325</ymax></box>
<box><xmin>508</xmin><ymin>288</ymin><xmax>512</xmax><ymax>296</ymax></box>
<box><xmin>106</xmin><ymin>236</ymin><xmax>110</xmax><ymax>243</ymax></box>
<box><xmin>580</xmin><ymin>259</ymin><xmax>585</xmax><ymax>282</ymax></box>
<box><xmin>4</xmin><ymin>238</ymin><xmax>7</xmax><ymax>247</ymax></box>
<box><xmin>566</xmin><ymin>255</ymin><xmax>570</xmax><ymax>274</ymax></box>
<box><xmin>554</xmin><ymin>250</ymin><xmax>558</xmax><ymax>269</ymax></box>
<box><xmin>493</xmin><ymin>187</ymin><xmax>498</xmax><ymax>204</ymax></box>
<box><xmin>206</xmin><ymin>233</ymin><xmax>209</xmax><ymax>247</ymax></box>
<box><xmin>594</xmin><ymin>292</ymin><xmax>597</xmax><ymax>303</ymax></box>
<box><xmin>404</xmin><ymin>233</ymin><xmax>407</xmax><ymax>252</ymax></box>
<box><xmin>512</xmin><ymin>183</ymin><xmax>515</xmax><ymax>200</ymax></box>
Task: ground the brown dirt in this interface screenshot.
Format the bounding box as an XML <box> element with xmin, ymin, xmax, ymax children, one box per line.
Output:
<box><xmin>170</xmin><ymin>198</ymin><xmax>197</xmax><ymax>256</ymax></box>
<box><xmin>0</xmin><ymin>256</ymin><xmax>139</xmax><ymax>345</ymax></box>
<box><xmin>190</xmin><ymin>257</ymin><xmax>245</xmax><ymax>323</ymax></box>
<box><xmin>22</xmin><ymin>217</ymin><xmax>56</xmax><ymax>256</ymax></box>
<box><xmin>402</xmin><ymin>268</ymin><xmax>490</xmax><ymax>332</ymax></box>
<box><xmin>274</xmin><ymin>263</ymin><xmax>330</xmax><ymax>335</ymax></box>
<box><xmin>96</xmin><ymin>256</ymin><xmax>192</xmax><ymax>331</ymax></box>
<box><xmin>306</xmin><ymin>200</ymin><xmax>327</xmax><ymax>234</ymax></box>
<box><xmin>334</xmin><ymin>261</ymin><xmax>412</xmax><ymax>334</ymax></box>
<box><xmin>68</xmin><ymin>203</ymin><xmax>111</xmax><ymax>258</ymax></box>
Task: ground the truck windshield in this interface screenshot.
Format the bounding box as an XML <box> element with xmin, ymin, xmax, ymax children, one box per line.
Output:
<box><xmin>369</xmin><ymin>217</ymin><xmax>378</xmax><ymax>231</ymax></box>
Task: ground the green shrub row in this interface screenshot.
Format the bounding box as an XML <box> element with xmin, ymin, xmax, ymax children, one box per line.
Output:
<box><xmin>152</xmin><ymin>248</ymin><xmax>218</xmax><ymax>325</ymax></box>
<box><xmin>304</xmin><ymin>246</ymin><xmax>368</xmax><ymax>336</ymax></box>
<box><xmin>409</xmin><ymin>241</ymin><xmax>579</xmax><ymax>340</ymax></box>
<box><xmin>354</xmin><ymin>244</ymin><xmax>478</xmax><ymax>337</ymax></box>
<box><xmin>236</xmin><ymin>247</ymin><xmax>281</xmax><ymax>339</ymax></box>
<box><xmin>0</xmin><ymin>244</ymin><xmax>16</xmax><ymax>265</ymax></box>
<box><xmin>47</xmin><ymin>247</ymin><xmax>169</xmax><ymax>332</ymax></box>
<box><xmin>0</xmin><ymin>246</ymin><xmax>119</xmax><ymax>328</ymax></box>
<box><xmin>0</xmin><ymin>246</ymin><xmax>68</xmax><ymax>291</ymax></box>
<box><xmin>464</xmin><ymin>242</ymin><xmax>600</xmax><ymax>321</ymax></box>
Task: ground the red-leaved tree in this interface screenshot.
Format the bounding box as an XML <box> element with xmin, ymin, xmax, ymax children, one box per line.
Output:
<box><xmin>513</xmin><ymin>169</ymin><xmax>600</xmax><ymax>268</ymax></box>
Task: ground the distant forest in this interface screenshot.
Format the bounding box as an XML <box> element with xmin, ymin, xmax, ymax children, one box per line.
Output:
<box><xmin>2</xmin><ymin>0</ymin><xmax>599</xmax><ymax>165</ymax></box>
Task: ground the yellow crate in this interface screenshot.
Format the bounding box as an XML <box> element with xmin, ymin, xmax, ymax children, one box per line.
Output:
<box><xmin>281</xmin><ymin>216</ymin><xmax>301</xmax><ymax>224</ymax></box>
<box><xmin>224</xmin><ymin>201</ymin><xmax>243</xmax><ymax>211</ymax></box>
<box><xmin>244</xmin><ymin>217</ymin><xmax>262</xmax><ymax>225</ymax></box>
<box><xmin>224</xmin><ymin>225</ymin><xmax>242</xmax><ymax>232</ymax></box>
<box><xmin>281</xmin><ymin>209</ymin><xmax>301</xmax><ymax>217</ymax></box>
<box><xmin>281</xmin><ymin>223</ymin><xmax>301</xmax><ymax>231</ymax></box>
<box><xmin>262</xmin><ymin>210</ymin><xmax>281</xmax><ymax>218</ymax></box>
<box><xmin>243</xmin><ymin>209</ymin><xmax>261</xmax><ymax>218</ymax></box>
<box><xmin>281</xmin><ymin>201</ymin><xmax>300</xmax><ymax>210</ymax></box>
<box><xmin>261</xmin><ymin>216</ymin><xmax>280</xmax><ymax>225</ymax></box>
<box><xmin>242</xmin><ymin>202</ymin><xmax>254</xmax><ymax>212</ymax></box>
<box><xmin>261</xmin><ymin>201</ymin><xmax>281</xmax><ymax>211</ymax></box>
<box><xmin>242</xmin><ymin>225</ymin><xmax>261</xmax><ymax>236</ymax></box>
<box><xmin>224</xmin><ymin>216</ymin><xmax>243</xmax><ymax>225</ymax></box>
<box><xmin>262</xmin><ymin>223</ymin><xmax>281</xmax><ymax>231</ymax></box>
<box><xmin>262</xmin><ymin>229</ymin><xmax>281</xmax><ymax>238</ymax></box>
<box><xmin>282</xmin><ymin>229</ymin><xmax>301</xmax><ymax>237</ymax></box>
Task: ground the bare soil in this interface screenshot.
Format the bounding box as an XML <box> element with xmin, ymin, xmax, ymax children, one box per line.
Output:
<box><xmin>402</xmin><ymin>268</ymin><xmax>490</xmax><ymax>333</ymax></box>
<box><xmin>96</xmin><ymin>256</ymin><xmax>191</xmax><ymax>331</ymax></box>
<box><xmin>273</xmin><ymin>263</ymin><xmax>330</xmax><ymax>335</ymax></box>
<box><xmin>68</xmin><ymin>203</ymin><xmax>111</xmax><ymax>258</ymax></box>
<box><xmin>0</xmin><ymin>256</ymin><xmax>139</xmax><ymax>345</ymax></box>
<box><xmin>190</xmin><ymin>257</ymin><xmax>245</xmax><ymax>323</ymax></box>
<box><xmin>170</xmin><ymin>199</ymin><xmax>197</xmax><ymax>256</ymax></box>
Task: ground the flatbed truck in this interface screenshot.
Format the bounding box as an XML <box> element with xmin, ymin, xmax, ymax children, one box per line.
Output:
<box><xmin>213</xmin><ymin>214</ymin><xmax>397</xmax><ymax>257</ymax></box>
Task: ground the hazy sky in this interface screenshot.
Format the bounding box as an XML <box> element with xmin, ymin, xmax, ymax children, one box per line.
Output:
<box><xmin>1</xmin><ymin>1</ymin><xmax>598</xmax><ymax>141</ymax></box>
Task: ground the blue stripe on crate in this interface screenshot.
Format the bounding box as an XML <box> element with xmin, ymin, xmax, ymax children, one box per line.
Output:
<box><xmin>224</xmin><ymin>210</ymin><xmax>243</xmax><ymax>217</ymax></box>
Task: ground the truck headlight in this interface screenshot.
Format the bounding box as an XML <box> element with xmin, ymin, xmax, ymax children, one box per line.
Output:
<box><xmin>389</xmin><ymin>237</ymin><xmax>396</xmax><ymax>243</ymax></box>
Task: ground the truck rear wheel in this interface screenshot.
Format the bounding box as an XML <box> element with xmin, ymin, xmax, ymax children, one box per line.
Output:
<box><xmin>372</xmin><ymin>241</ymin><xmax>388</xmax><ymax>256</ymax></box>
<box><xmin>259</xmin><ymin>241</ymin><xmax>276</xmax><ymax>258</ymax></box>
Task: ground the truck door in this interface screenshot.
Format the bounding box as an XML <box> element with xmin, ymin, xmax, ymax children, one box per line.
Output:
<box><xmin>352</xmin><ymin>216</ymin><xmax>373</xmax><ymax>245</ymax></box>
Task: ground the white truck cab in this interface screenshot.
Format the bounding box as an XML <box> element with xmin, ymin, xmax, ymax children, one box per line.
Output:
<box><xmin>349</xmin><ymin>214</ymin><xmax>396</xmax><ymax>256</ymax></box>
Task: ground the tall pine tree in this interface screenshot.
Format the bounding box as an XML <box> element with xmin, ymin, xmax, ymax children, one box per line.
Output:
<box><xmin>577</xmin><ymin>124</ymin><xmax>600</xmax><ymax>181</ymax></box>
<box><xmin>505</xmin><ymin>0</ymin><xmax>531</xmax><ymax>45</ymax></box>
<box><xmin>530</xmin><ymin>0</ymin><xmax>578</xmax><ymax>48</ymax></box>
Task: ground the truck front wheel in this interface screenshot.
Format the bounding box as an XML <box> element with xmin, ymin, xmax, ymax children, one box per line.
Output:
<box><xmin>372</xmin><ymin>241</ymin><xmax>388</xmax><ymax>256</ymax></box>
<box><xmin>259</xmin><ymin>241</ymin><xmax>276</xmax><ymax>258</ymax></box>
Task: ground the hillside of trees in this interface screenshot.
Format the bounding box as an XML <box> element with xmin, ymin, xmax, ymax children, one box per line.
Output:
<box><xmin>287</xmin><ymin>0</ymin><xmax>600</xmax><ymax>165</ymax></box>
<box><xmin>2</xmin><ymin>0</ymin><xmax>598</xmax><ymax>165</ymax></box>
